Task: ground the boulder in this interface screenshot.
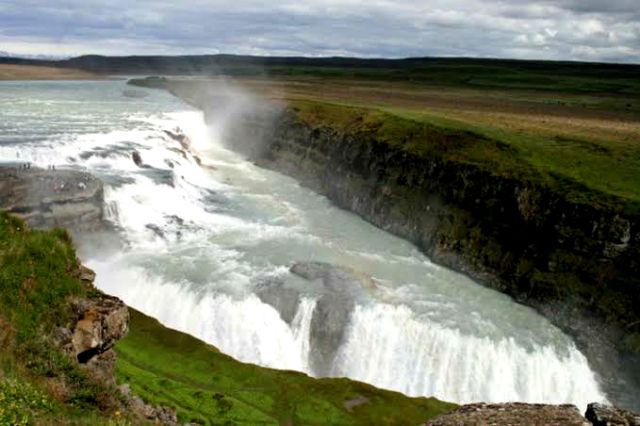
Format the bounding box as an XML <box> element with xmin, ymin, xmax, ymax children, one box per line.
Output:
<box><xmin>585</xmin><ymin>403</ymin><xmax>640</xmax><ymax>426</ymax></box>
<box><xmin>132</xmin><ymin>151</ymin><xmax>143</xmax><ymax>166</ymax></box>
<box><xmin>70</xmin><ymin>295</ymin><xmax>130</xmax><ymax>365</ymax></box>
<box><xmin>256</xmin><ymin>261</ymin><xmax>378</xmax><ymax>376</ymax></box>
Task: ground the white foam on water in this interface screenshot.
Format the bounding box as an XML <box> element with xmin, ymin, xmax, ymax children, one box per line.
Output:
<box><xmin>90</xmin><ymin>260</ymin><xmax>315</xmax><ymax>372</ymax></box>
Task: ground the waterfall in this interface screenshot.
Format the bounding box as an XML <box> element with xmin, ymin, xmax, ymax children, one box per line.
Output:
<box><xmin>2</xmin><ymin>80</ymin><xmax>609</xmax><ymax>411</ymax></box>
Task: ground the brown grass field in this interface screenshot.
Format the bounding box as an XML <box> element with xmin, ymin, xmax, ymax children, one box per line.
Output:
<box><xmin>234</xmin><ymin>77</ymin><xmax>640</xmax><ymax>146</ymax></box>
<box><xmin>0</xmin><ymin>64</ymin><xmax>101</xmax><ymax>80</ymax></box>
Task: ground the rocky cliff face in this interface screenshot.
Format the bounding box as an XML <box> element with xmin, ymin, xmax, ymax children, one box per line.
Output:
<box><xmin>244</xmin><ymin>108</ymin><xmax>640</xmax><ymax>407</ymax></box>
<box><xmin>258</xmin><ymin>261</ymin><xmax>377</xmax><ymax>376</ymax></box>
<box><xmin>586</xmin><ymin>403</ymin><xmax>640</xmax><ymax>426</ymax></box>
<box><xmin>53</xmin><ymin>265</ymin><xmax>178</xmax><ymax>424</ymax></box>
<box><xmin>0</xmin><ymin>165</ymin><xmax>104</xmax><ymax>231</ymax></box>
<box><xmin>56</xmin><ymin>287</ymin><xmax>129</xmax><ymax>385</ymax></box>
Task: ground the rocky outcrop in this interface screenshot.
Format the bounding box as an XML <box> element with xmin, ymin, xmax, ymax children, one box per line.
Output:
<box><xmin>0</xmin><ymin>165</ymin><xmax>104</xmax><ymax>231</ymax></box>
<box><xmin>425</xmin><ymin>403</ymin><xmax>590</xmax><ymax>426</ymax></box>
<box><xmin>163</xmin><ymin>128</ymin><xmax>191</xmax><ymax>150</ymax></box>
<box><xmin>426</xmin><ymin>402</ymin><xmax>640</xmax><ymax>426</ymax></box>
<box><xmin>292</xmin><ymin>262</ymin><xmax>371</xmax><ymax>375</ymax></box>
<box><xmin>70</xmin><ymin>295</ymin><xmax>129</xmax><ymax>365</ymax></box>
<box><xmin>52</xmin><ymin>266</ymin><xmax>129</xmax><ymax>384</ymax></box>
<box><xmin>53</xmin><ymin>265</ymin><xmax>178</xmax><ymax>424</ymax></box>
<box><xmin>586</xmin><ymin>403</ymin><xmax>640</xmax><ymax>426</ymax></box>
<box><xmin>257</xmin><ymin>261</ymin><xmax>378</xmax><ymax>375</ymax></box>
<box><xmin>119</xmin><ymin>384</ymin><xmax>179</xmax><ymax>424</ymax></box>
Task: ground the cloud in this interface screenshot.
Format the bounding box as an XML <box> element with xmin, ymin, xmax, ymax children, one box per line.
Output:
<box><xmin>0</xmin><ymin>0</ymin><xmax>638</xmax><ymax>63</ymax></box>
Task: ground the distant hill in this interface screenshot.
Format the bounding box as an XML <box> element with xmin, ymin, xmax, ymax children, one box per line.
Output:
<box><xmin>0</xmin><ymin>53</ymin><xmax>637</xmax><ymax>74</ymax></box>
<box><xmin>1</xmin><ymin>53</ymin><xmax>639</xmax><ymax>94</ymax></box>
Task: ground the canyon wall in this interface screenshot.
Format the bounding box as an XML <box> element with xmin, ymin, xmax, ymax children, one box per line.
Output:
<box><xmin>251</xmin><ymin>107</ymin><xmax>640</xmax><ymax>404</ymax></box>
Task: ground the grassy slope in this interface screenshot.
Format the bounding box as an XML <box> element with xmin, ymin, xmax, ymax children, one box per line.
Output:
<box><xmin>0</xmin><ymin>211</ymin><xmax>118</xmax><ymax>425</ymax></box>
<box><xmin>254</xmin><ymin>60</ymin><xmax>640</xmax><ymax>214</ymax></box>
<box><xmin>117</xmin><ymin>309</ymin><xmax>454</xmax><ymax>425</ymax></box>
<box><xmin>283</xmin><ymin>98</ymin><xmax>640</xmax><ymax>213</ymax></box>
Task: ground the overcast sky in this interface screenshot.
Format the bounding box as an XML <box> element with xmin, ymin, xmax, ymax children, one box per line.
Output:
<box><xmin>0</xmin><ymin>0</ymin><xmax>638</xmax><ymax>63</ymax></box>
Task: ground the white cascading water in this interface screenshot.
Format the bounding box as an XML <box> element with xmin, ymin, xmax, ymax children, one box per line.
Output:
<box><xmin>333</xmin><ymin>304</ymin><xmax>600</xmax><ymax>406</ymax></box>
<box><xmin>0</xmin><ymin>80</ymin><xmax>608</xmax><ymax>411</ymax></box>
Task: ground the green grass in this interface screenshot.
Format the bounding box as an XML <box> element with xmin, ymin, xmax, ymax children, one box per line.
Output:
<box><xmin>385</xmin><ymin>107</ymin><xmax>640</xmax><ymax>208</ymax></box>
<box><xmin>0</xmin><ymin>377</ymin><xmax>55</xmax><ymax>425</ymax></box>
<box><xmin>259</xmin><ymin>60</ymin><xmax>640</xmax><ymax>98</ymax></box>
<box><xmin>116</xmin><ymin>309</ymin><xmax>455</xmax><ymax>425</ymax></box>
<box><xmin>0</xmin><ymin>211</ymin><xmax>84</xmax><ymax>341</ymax></box>
<box><xmin>0</xmin><ymin>211</ymin><xmax>123</xmax><ymax>424</ymax></box>
<box><xmin>288</xmin><ymin>99</ymin><xmax>640</xmax><ymax>213</ymax></box>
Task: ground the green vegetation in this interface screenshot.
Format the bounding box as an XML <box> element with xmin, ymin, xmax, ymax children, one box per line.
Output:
<box><xmin>128</xmin><ymin>76</ymin><xmax>168</xmax><ymax>89</ymax></box>
<box><xmin>117</xmin><ymin>309</ymin><xmax>454</xmax><ymax>425</ymax></box>
<box><xmin>0</xmin><ymin>379</ymin><xmax>54</xmax><ymax>425</ymax></box>
<box><xmin>0</xmin><ymin>211</ymin><xmax>123</xmax><ymax>424</ymax></box>
<box><xmin>0</xmin><ymin>211</ymin><xmax>83</xmax><ymax>342</ymax></box>
<box><xmin>287</xmin><ymin>99</ymin><xmax>640</xmax><ymax>213</ymax></box>
<box><xmin>259</xmin><ymin>59</ymin><xmax>640</xmax><ymax>98</ymax></box>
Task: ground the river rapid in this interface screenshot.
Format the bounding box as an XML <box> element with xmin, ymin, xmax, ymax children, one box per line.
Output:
<box><xmin>0</xmin><ymin>79</ymin><xmax>608</xmax><ymax>409</ymax></box>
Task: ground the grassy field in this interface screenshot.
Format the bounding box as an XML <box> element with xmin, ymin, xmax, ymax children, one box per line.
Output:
<box><xmin>0</xmin><ymin>64</ymin><xmax>100</xmax><ymax>80</ymax></box>
<box><xmin>116</xmin><ymin>309</ymin><xmax>454</xmax><ymax>425</ymax></box>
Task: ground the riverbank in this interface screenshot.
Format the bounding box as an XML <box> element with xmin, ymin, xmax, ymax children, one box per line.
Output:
<box><xmin>154</xmin><ymin>77</ymin><xmax>640</xmax><ymax>410</ymax></box>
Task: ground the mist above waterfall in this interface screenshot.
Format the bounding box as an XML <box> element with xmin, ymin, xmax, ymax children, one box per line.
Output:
<box><xmin>171</xmin><ymin>78</ymin><xmax>284</xmax><ymax>160</ymax></box>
